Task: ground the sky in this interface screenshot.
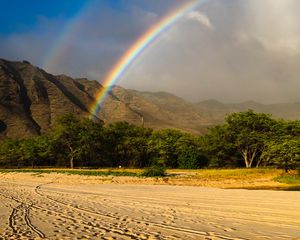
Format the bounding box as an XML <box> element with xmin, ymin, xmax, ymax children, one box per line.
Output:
<box><xmin>0</xmin><ymin>0</ymin><xmax>300</xmax><ymax>104</ymax></box>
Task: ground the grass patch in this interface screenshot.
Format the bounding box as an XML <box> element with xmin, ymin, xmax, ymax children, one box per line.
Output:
<box><xmin>2</xmin><ymin>168</ymin><xmax>299</xmax><ymax>191</ymax></box>
<box><xmin>0</xmin><ymin>168</ymin><xmax>137</xmax><ymax>177</ymax></box>
<box><xmin>141</xmin><ymin>165</ymin><xmax>166</xmax><ymax>177</ymax></box>
<box><xmin>168</xmin><ymin>168</ymin><xmax>283</xmax><ymax>180</ymax></box>
<box><xmin>274</xmin><ymin>174</ymin><xmax>300</xmax><ymax>185</ymax></box>
<box><xmin>0</xmin><ymin>168</ymin><xmax>283</xmax><ymax>179</ymax></box>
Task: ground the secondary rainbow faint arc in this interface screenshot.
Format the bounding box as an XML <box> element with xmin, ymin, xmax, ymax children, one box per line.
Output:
<box><xmin>90</xmin><ymin>0</ymin><xmax>203</xmax><ymax>116</ymax></box>
<box><xmin>42</xmin><ymin>1</ymin><xmax>92</xmax><ymax>72</ymax></box>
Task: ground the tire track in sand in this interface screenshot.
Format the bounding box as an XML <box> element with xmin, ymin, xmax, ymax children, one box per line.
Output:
<box><xmin>0</xmin><ymin>191</ymin><xmax>45</xmax><ymax>238</ymax></box>
<box><xmin>36</xmin><ymin>182</ymin><xmax>246</xmax><ymax>240</ymax></box>
<box><xmin>1</xmin><ymin>184</ymin><xmax>147</xmax><ymax>239</ymax></box>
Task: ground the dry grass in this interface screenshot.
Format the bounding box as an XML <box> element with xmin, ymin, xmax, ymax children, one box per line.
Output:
<box><xmin>167</xmin><ymin>168</ymin><xmax>299</xmax><ymax>190</ymax></box>
<box><xmin>168</xmin><ymin>168</ymin><xmax>282</xmax><ymax>179</ymax></box>
<box><xmin>0</xmin><ymin>168</ymin><xmax>139</xmax><ymax>176</ymax></box>
<box><xmin>1</xmin><ymin>168</ymin><xmax>299</xmax><ymax>190</ymax></box>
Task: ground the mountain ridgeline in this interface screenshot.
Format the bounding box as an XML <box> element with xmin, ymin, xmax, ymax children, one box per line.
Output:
<box><xmin>1</xmin><ymin>59</ymin><xmax>300</xmax><ymax>139</ymax></box>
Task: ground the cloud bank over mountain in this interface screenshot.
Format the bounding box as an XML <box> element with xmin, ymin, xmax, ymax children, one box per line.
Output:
<box><xmin>1</xmin><ymin>0</ymin><xmax>300</xmax><ymax>104</ymax></box>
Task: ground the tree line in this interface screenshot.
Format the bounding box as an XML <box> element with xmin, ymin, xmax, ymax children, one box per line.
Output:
<box><xmin>0</xmin><ymin>110</ymin><xmax>299</xmax><ymax>171</ymax></box>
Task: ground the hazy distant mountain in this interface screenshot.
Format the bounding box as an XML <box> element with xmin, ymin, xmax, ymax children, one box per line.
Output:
<box><xmin>195</xmin><ymin>100</ymin><xmax>300</xmax><ymax>123</ymax></box>
<box><xmin>111</xmin><ymin>87</ymin><xmax>212</xmax><ymax>134</ymax></box>
<box><xmin>0</xmin><ymin>59</ymin><xmax>299</xmax><ymax>138</ymax></box>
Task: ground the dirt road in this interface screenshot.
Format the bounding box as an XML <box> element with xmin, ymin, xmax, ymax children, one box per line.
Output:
<box><xmin>0</xmin><ymin>173</ymin><xmax>299</xmax><ymax>239</ymax></box>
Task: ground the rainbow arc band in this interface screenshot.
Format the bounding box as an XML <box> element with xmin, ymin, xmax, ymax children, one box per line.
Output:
<box><xmin>90</xmin><ymin>0</ymin><xmax>203</xmax><ymax>117</ymax></box>
<box><xmin>43</xmin><ymin>1</ymin><xmax>92</xmax><ymax>72</ymax></box>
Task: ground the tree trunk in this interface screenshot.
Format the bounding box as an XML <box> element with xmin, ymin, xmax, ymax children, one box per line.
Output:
<box><xmin>284</xmin><ymin>159</ymin><xmax>290</xmax><ymax>173</ymax></box>
<box><xmin>69</xmin><ymin>145</ymin><xmax>74</xmax><ymax>169</ymax></box>
<box><xmin>70</xmin><ymin>156</ymin><xmax>74</xmax><ymax>169</ymax></box>
<box><xmin>256</xmin><ymin>153</ymin><xmax>268</xmax><ymax>168</ymax></box>
<box><xmin>256</xmin><ymin>157</ymin><xmax>263</xmax><ymax>168</ymax></box>
<box><xmin>242</xmin><ymin>148</ymin><xmax>251</xmax><ymax>168</ymax></box>
<box><xmin>249</xmin><ymin>148</ymin><xmax>257</xmax><ymax>168</ymax></box>
<box><xmin>242</xmin><ymin>147</ymin><xmax>257</xmax><ymax>168</ymax></box>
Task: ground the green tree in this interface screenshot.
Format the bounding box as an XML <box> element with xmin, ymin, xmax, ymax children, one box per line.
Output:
<box><xmin>201</xmin><ymin>125</ymin><xmax>237</xmax><ymax>167</ymax></box>
<box><xmin>261</xmin><ymin>138</ymin><xmax>300</xmax><ymax>172</ymax></box>
<box><xmin>77</xmin><ymin>118</ymin><xmax>106</xmax><ymax>167</ymax></box>
<box><xmin>52</xmin><ymin>114</ymin><xmax>83</xmax><ymax>168</ymax></box>
<box><xmin>176</xmin><ymin>135</ymin><xmax>208</xmax><ymax>169</ymax></box>
<box><xmin>0</xmin><ymin>139</ymin><xmax>22</xmax><ymax>167</ymax></box>
<box><xmin>148</xmin><ymin>129</ymin><xmax>184</xmax><ymax>168</ymax></box>
<box><xmin>281</xmin><ymin>120</ymin><xmax>300</xmax><ymax>137</ymax></box>
<box><xmin>104</xmin><ymin>122</ymin><xmax>152</xmax><ymax>167</ymax></box>
<box><xmin>225</xmin><ymin>110</ymin><xmax>277</xmax><ymax>168</ymax></box>
<box><xmin>19</xmin><ymin>136</ymin><xmax>52</xmax><ymax>167</ymax></box>
<box><xmin>51</xmin><ymin>113</ymin><xmax>104</xmax><ymax>168</ymax></box>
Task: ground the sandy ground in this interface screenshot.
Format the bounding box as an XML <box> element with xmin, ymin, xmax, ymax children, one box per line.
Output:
<box><xmin>0</xmin><ymin>173</ymin><xmax>299</xmax><ymax>240</ymax></box>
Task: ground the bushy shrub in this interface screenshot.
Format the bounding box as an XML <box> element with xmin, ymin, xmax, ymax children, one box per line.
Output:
<box><xmin>178</xmin><ymin>150</ymin><xmax>208</xmax><ymax>169</ymax></box>
<box><xmin>141</xmin><ymin>165</ymin><xmax>166</xmax><ymax>177</ymax></box>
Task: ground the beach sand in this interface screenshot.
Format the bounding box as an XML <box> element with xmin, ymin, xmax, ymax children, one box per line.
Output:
<box><xmin>0</xmin><ymin>172</ymin><xmax>299</xmax><ymax>239</ymax></box>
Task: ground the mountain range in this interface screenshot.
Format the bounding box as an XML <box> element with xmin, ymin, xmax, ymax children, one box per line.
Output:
<box><xmin>1</xmin><ymin>59</ymin><xmax>299</xmax><ymax>139</ymax></box>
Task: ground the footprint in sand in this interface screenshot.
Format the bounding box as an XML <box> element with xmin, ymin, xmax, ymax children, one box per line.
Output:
<box><xmin>223</xmin><ymin>227</ymin><xmax>235</xmax><ymax>232</ymax></box>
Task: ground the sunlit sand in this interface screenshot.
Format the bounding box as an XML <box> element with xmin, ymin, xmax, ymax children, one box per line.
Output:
<box><xmin>0</xmin><ymin>173</ymin><xmax>299</xmax><ymax>239</ymax></box>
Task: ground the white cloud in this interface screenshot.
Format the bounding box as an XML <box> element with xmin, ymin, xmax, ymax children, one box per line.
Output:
<box><xmin>187</xmin><ymin>11</ymin><xmax>214</xmax><ymax>30</ymax></box>
<box><xmin>242</xmin><ymin>0</ymin><xmax>300</xmax><ymax>55</ymax></box>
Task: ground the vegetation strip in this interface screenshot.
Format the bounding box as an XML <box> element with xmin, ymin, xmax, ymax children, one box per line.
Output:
<box><xmin>0</xmin><ymin>169</ymin><xmax>137</xmax><ymax>177</ymax></box>
<box><xmin>0</xmin><ymin>111</ymin><xmax>299</xmax><ymax>173</ymax></box>
<box><xmin>1</xmin><ymin>168</ymin><xmax>300</xmax><ymax>190</ymax></box>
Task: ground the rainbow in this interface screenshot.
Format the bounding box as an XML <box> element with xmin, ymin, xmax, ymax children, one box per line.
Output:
<box><xmin>42</xmin><ymin>1</ymin><xmax>92</xmax><ymax>73</ymax></box>
<box><xmin>90</xmin><ymin>0</ymin><xmax>203</xmax><ymax>116</ymax></box>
